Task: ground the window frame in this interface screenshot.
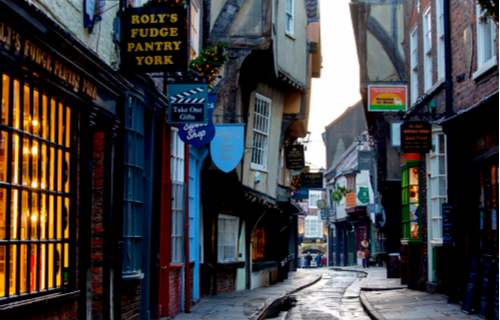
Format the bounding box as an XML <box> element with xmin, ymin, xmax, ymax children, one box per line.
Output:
<box><xmin>410</xmin><ymin>26</ymin><xmax>419</xmax><ymax>105</ymax></box>
<box><xmin>401</xmin><ymin>160</ymin><xmax>421</xmax><ymax>243</ymax></box>
<box><xmin>0</xmin><ymin>72</ymin><xmax>74</xmax><ymax>302</ymax></box>
<box><xmin>427</xmin><ymin>130</ymin><xmax>447</xmax><ymax>246</ymax></box>
<box><xmin>423</xmin><ymin>6</ymin><xmax>433</xmax><ymax>92</ymax></box>
<box><xmin>286</xmin><ymin>0</ymin><xmax>294</xmax><ymax>37</ymax></box>
<box><xmin>217</xmin><ymin>214</ymin><xmax>239</xmax><ymax>263</ymax></box>
<box><xmin>436</xmin><ymin>0</ymin><xmax>445</xmax><ymax>81</ymax></box>
<box><xmin>250</xmin><ymin>94</ymin><xmax>271</xmax><ymax>171</ymax></box>
<box><xmin>304</xmin><ymin>216</ymin><xmax>323</xmax><ymax>238</ymax></box>
<box><xmin>122</xmin><ymin>95</ymin><xmax>145</xmax><ymax>278</ymax></box>
<box><xmin>170</xmin><ymin>128</ymin><xmax>186</xmax><ymax>264</ymax></box>
<box><xmin>474</xmin><ymin>4</ymin><xmax>498</xmax><ymax>79</ymax></box>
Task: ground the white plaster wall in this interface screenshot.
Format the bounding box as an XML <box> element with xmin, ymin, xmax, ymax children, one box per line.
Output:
<box><xmin>34</xmin><ymin>0</ymin><xmax>120</xmax><ymax>68</ymax></box>
<box><xmin>275</xmin><ymin>0</ymin><xmax>307</xmax><ymax>85</ymax></box>
<box><xmin>367</xmin><ymin>32</ymin><xmax>399</xmax><ymax>82</ymax></box>
<box><xmin>334</xmin><ymin>176</ymin><xmax>347</xmax><ymax>220</ymax></box>
<box><xmin>242</xmin><ymin>84</ymin><xmax>284</xmax><ymax>199</ymax></box>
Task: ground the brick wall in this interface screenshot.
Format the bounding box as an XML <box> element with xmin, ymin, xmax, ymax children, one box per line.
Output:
<box><xmin>449</xmin><ymin>0</ymin><xmax>499</xmax><ymax>112</ymax></box>
<box><xmin>6</xmin><ymin>298</ymin><xmax>79</xmax><ymax>320</ymax></box>
<box><xmin>92</xmin><ymin>131</ymin><xmax>105</xmax><ymax>319</ymax></box>
<box><xmin>121</xmin><ymin>281</ymin><xmax>141</xmax><ymax>320</ymax></box>
<box><xmin>169</xmin><ymin>268</ymin><xmax>182</xmax><ymax>317</ymax></box>
<box><xmin>216</xmin><ymin>270</ymin><xmax>236</xmax><ymax>294</ymax></box>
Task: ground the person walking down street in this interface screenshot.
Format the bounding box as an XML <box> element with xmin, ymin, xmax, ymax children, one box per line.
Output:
<box><xmin>304</xmin><ymin>252</ymin><xmax>313</xmax><ymax>268</ymax></box>
<box><xmin>315</xmin><ymin>252</ymin><xmax>322</xmax><ymax>267</ymax></box>
<box><xmin>361</xmin><ymin>239</ymin><xmax>370</xmax><ymax>268</ymax></box>
<box><xmin>321</xmin><ymin>255</ymin><xmax>326</xmax><ymax>267</ymax></box>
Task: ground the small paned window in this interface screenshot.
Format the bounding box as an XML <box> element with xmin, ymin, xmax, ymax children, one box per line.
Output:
<box><xmin>251</xmin><ymin>94</ymin><xmax>271</xmax><ymax>171</ymax></box>
<box><xmin>0</xmin><ymin>73</ymin><xmax>73</xmax><ymax>300</ymax></box>
<box><xmin>171</xmin><ymin>128</ymin><xmax>186</xmax><ymax>263</ymax></box>
<box><xmin>402</xmin><ymin>161</ymin><xmax>421</xmax><ymax>242</ymax></box>
<box><xmin>436</xmin><ymin>0</ymin><xmax>445</xmax><ymax>81</ymax></box>
<box><xmin>423</xmin><ymin>7</ymin><xmax>433</xmax><ymax>91</ymax></box>
<box><xmin>122</xmin><ymin>96</ymin><xmax>145</xmax><ymax>277</ymax></box>
<box><xmin>475</xmin><ymin>4</ymin><xmax>497</xmax><ymax>74</ymax></box>
<box><xmin>304</xmin><ymin>217</ymin><xmax>323</xmax><ymax>238</ymax></box>
<box><xmin>217</xmin><ymin>214</ymin><xmax>239</xmax><ymax>262</ymax></box>
<box><xmin>428</xmin><ymin>132</ymin><xmax>447</xmax><ymax>244</ymax></box>
<box><xmin>410</xmin><ymin>27</ymin><xmax>419</xmax><ymax>105</ymax></box>
<box><xmin>286</xmin><ymin>0</ymin><xmax>294</xmax><ymax>36</ymax></box>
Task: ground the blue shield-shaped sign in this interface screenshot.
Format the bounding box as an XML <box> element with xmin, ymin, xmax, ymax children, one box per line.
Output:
<box><xmin>210</xmin><ymin>124</ymin><xmax>245</xmax><ymax>173</ymax></box>
<box><xmin>179</xmin><ymin>92</ymin><xmax>216</xmax><ymax>147</ymax></box>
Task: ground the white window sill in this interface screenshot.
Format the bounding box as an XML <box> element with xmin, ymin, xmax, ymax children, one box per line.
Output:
<box><xmin>429</xmin><ymin>239</ymin><xmax>443</xmax><ymax>247</ymax></box>
<box><xmin>286</xmin><ymin>32</ymin><xmax>295</xmax><ymax>40</ymax></box>
<box><xmin>250</xmin><ymin>164</ymin><xmax>268</xmax><ymax>173</ymax></box>
<box><xmin>400</xmin><ymin>239</ymin><xmax>409</xmax><ymax>246</ymax></box>
<box><xmin>472</xmin><ymin>57</ymin><xmax>498</xmax><ymax>80</ymax></box>
<box><xmin>425</xmin><ymin>78</ymin><xmax>445</xmax><ymax>95</ymax></box>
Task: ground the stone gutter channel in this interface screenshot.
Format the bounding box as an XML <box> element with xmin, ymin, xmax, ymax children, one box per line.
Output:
<box><xmin>251</xmin><ymin>268</ymin><xmax>406</xmax><ymax>320</ymax></box>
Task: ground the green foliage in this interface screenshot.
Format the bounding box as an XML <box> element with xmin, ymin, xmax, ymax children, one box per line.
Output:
<box><xmin>478</xmin><ymin>0</ymin><xmax>499</xmax><ymax>23</ymax></box>
<box><xmin>188</xmin><ymin>42</ymin><xmax>229</xmax><ymax>87</ymax></box>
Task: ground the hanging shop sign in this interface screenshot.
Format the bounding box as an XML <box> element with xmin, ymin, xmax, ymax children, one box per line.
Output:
<box><xmin>121</xmin><ymin>5</ymin><xmax>188</xmax><ymax>73</ymax></box>
<box><xmin>285</xmin><ymin>145</ymin><xmax>305</xmax><ymax>170</ymax></box>
<box><xmin>331</xmin><ymin>190</ymin><xmax>343</xmax><ymax>203</ymax></box>
<box><xmin>179</xmin><ymin>92</ymin><xmax>215</xmax><ymax>147</ymax></box>
<box><xmin>400</xmin><ymin>121</ymin><xmax>432</xmax><ymax>153</ymax></box>
<box><xmin>368</xmin><ymin>85</ymin><xmax>407</xmax><ymax>112</ymax></box>
<box><xmin>345</xmin><ymin>193</ymin><xmax>357</xmax><ymax>208</ymax></box>
<box><xmin>316</xmin><ymin>199</ymin><xmax>326</xmax><ymax>209</ymax></box>
<box><xmin>357</xmin><ymin>150</ymin><xmax>372</xmax><ymax>171</ymax></box>
<box><xmin>301</xmin><ymin>172</ymin><xmax>323</xmax><ymax>189</ymax></box>
<box><xmin>168</xmin><ymin>83</ymin><xmax>208</xmax><ymax>124</ymax></box>
<box><xmin>357</xmin><ymin>187</ymin><xmax>370</xmax><ymax>204</ymax></box>
<box><xmin>210</xmin><ymin>124</ymin><xmax>245</xmax><ymax>173</ymax></box>
<box><xmin>292</xmin><ymin>188</ymin><xmax>309</xmax><ymax>200</ymax></box>
<box><xmin>298</xmin><ymin>201</ymin><xmax>309</xmax><ymax>214</ymax></box>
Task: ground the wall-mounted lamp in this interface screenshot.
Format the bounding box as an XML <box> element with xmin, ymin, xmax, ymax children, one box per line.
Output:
<box><xmin>254</xmin><ymin>171</ymin><xmax>261</xmax><ymax>184</ymax></box>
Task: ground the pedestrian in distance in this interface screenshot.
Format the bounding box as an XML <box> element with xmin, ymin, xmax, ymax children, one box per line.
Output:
<box><xmin>304</xmin><ymin>251</ymin><xmax>312</xmax><ymax>268</ymax></box>
<box><xmin>315</xmin><ymin>252</ymin><xmax>322</xmax><ymax>268</ymax></box>
<box><xmin>361</xmin><ymin>239</ymin><xmax>370</xmax><ymax>268</ymax></box>
<box><xmin>321</xmin><ymin>255</ymin><xmax>326</xmax><ymax>267</ymax></box>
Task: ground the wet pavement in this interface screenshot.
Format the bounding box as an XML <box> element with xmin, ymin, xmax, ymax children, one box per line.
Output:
<box><xmin>171</xmin><ymin>266</ymin><xmax>485</xmax><ymax>320</ymax></box>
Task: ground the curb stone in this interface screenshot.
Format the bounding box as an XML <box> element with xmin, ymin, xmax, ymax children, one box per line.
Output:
<box><xmin>250</xmin><ymin>275</ymin><xmax>322</xmax><ymax>320</ymax></box>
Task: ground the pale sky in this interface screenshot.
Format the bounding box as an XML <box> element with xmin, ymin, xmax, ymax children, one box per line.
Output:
<box><xmin>304</xmin><ymin>0</ymin><xmax>361</xmax><ymax>171</ymax></box>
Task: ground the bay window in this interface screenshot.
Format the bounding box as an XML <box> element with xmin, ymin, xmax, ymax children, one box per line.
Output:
<box><xmin>0</xmin><ymin>73</ymin><xmax>73</xmax><ymax>299</ymax></box>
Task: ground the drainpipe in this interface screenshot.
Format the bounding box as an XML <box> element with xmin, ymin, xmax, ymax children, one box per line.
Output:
<box><xmin>184</xmin><ymin>146</ymin><xmax>191</xmax><ymax>313</ymax></box>
<box><xmin>444</xmin><ymin>0</ymin><xmax>453</xmax><ymax>118</ymax></box>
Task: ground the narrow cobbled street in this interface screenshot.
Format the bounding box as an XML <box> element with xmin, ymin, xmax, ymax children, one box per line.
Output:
<box><xmin>281</xmin><ymin>268</ymin><xmax>370</xmax><ymax>320</ymax></box>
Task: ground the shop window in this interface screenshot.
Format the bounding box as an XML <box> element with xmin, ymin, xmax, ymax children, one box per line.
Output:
<box><xmin>0</xmin><ymin>73</ymin><xmax>72</xmax><ymax>300</ymax></box>
<box><xmin>122</xmin><ymin>96</ymin><xmax>145</xmax><ymax>277</ymax></box>
<box><xmin>478</xmin><ymin>162</ymin><xmax>498</xmax><ymax>255</ymax></box>
<box><xmin>217</xmin><ymin>214</ymin><xmax>239</xmax><ymax>262</ymax></box>
<box><xmin>171</xmin><ymin>128</ymin><xmax>186</xmax><ymax>264</ymax></box>
<box><xmin>253</xmin><ymin>227</ymin><xmax>265</xmax><ymax>262</ymax></box>
<box><xmin>251</xmin><ymin>94</ymin><xmax>271</xmax><ymax>171</ymax></box>
<box><xmin>402</xmin><ymin>158</ymin><xmax>421</xmax><ymax>242</ymax></box>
